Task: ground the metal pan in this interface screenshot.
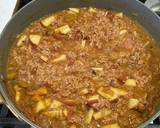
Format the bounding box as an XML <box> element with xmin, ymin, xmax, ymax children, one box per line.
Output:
<box><xmin>0</xmin><ymin>0</ymin><xmax>160</xmax><ymax>127</ymax></box>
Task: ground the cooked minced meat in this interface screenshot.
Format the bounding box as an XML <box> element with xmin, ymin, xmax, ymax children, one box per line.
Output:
<box><xmin>6</xmin><ymin>8</ymin><xmax>160</xmax><ymax>128</ymax></box>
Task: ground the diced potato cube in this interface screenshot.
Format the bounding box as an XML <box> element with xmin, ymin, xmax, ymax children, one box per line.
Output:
<box><xmin>110</xmin><ymin>87</ymin><xmax>127</xmax><ymax>96</ymax></box>
<box><xmin>93</xmin><ymin>108</ymin><xmax>111</xmax><ymax>120</ymax></box>
<box><xmin>119</xmin><ymin>29</ymin><xmax>127</xmax><ymax>35</ymax></box>
<box><xmin>36</xmin><ymin>100</ymin><xmax>46</xmax><ymax>113</ymax></box>
<box><xmin>55</xmin><ymin>25</ymin><xmax>71</xmax><ymax>34</ymax></box>
<box><xmin>29</xmin><ymin>34</ymin><xmax>41</xmax><ymax>45</ymax></box>
<box><xmin>41</xmin><ymin>16</ymin><xmax>55</xmax><ymax>27</ymax></box>
<box><xmin>125</xmin><ymin>79</ymin><xmax>136</xmax><ymax>87</ymax></box>
<box><xmin>80</xmin><ymin>88</ymin><xmax>89</xmax><ymax>95</ymax></box>
<box><xmin>53</xmin><ymin>54</ymin><xmax>67</xmax><ymax>62</ymax></box>
<box><xmin>85</xmin><ymin>108</ymin><xmax>94</xmax><ymax>124</ymax></box>
<box><xmin>52</xmin><ymin>110</ymin><xmax>60</xmax><ymax>118</ymax></box>
<box><xmin>55</xmin><ymin>109</ymin><xmax>63</xmax><ymax>119</ymax></box>
<box><xmin>45</xmin><ymin>98</ymin><xmax>52</xmax><ymax>107</ymax></box>
<box><xmin>17</xmin><ymin>35</ymin><xmax>27</xmax><ymax>47</ymax></box>
<box><xmin>63</xmin><ymin>109</ymin><xmax>68</xmax><ymax>117</ymax></box>
<box><xmin>115</xmin><ymin>12</ymin><xmax>123</xmax><ymax>18</ymax></box>
<box><xmin>44</xmin><ymin>111</ymin><xmax>57</xmax><ymax>118</ymax></box>
<box><xmin>144</xmin><ymin>41</ymin><xmax>150</xmax><ymax>47</ymax></box>
<box><xmin>81</xmin><ymin>40</ymin><xmax>86</xmax><ymax>48</ymax></box>
<box><xmin>28</xmin><ymin>87</ymin><xmax>47</xmax><ymax>95</ymax></box>
<box><xmin>88</xmin><ymin>95</ymin><xmax>99</xmax><ymax>100</ymax></box>
<box><xmin>128</xmin><ymin>98</ymin><xmax>139</xmax><ymax>109</ymax></box>
<box><xmin>133</xmin><ymin>31</ymin><xmax>138</xmax><ymax>37</ymax></box>
<box><xmin>15</xmin><ymin>91</ymin><xmax>21</xmax><ymax>102</ymax></box>
<box><xmin>44</xmin><ymin>109</ymin><xmax>66</xmax><ymax>119</ymax></box>
<box><xmin>14</xmin><ymin>85</ymin><xmax>21</xmax><ymax>102</ymax></box>
<box><xmin>101</xmin><ymin>123</ymin><xmax>120</xmax><ymax>128</ymax></box>
<box><xmin>44</xmin><ymin>111</ymin><xmax>53</xmax><ymax>117</ymax></box>
<box><xmin>69</xmin><ymin>8</ymin><xmax>79</xmax><ymax>13</ymax></box>
<box><xmin>50</xmin><ymin>100</ymin><xmax>62</xmax><ymax>109</ymax></box>
<box><xmin>92</xmin><ymin>67</ymin><xmax>103</xmax><ymax>71</ymax></box>
<box><xmin>32</xmin><ymin>95</ymin><xmax>42</xmax><ymax>101</ymax></box>
<box><xmin>40</xmin><ymin>55</ymin><xmax>48</xmax><ymax>62</ymax></box>
<box><xmin>88</xmin><ymin>7</ymin><xmax>97</xmax><ymax>13</ymax></box>
<box><xmin>97</xmin><ymin>87</ymin><xmax>118</xmax><ymax>101</ymax></box>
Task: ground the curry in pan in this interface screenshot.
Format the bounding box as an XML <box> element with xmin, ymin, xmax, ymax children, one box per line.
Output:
<box><xmin>6</xmin><ymin>8</ymin><xmax>160</xmax><ymax>128</ymax></box>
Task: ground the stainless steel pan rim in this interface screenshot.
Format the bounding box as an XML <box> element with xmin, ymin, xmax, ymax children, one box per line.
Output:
<box><xmin>0</xmin><ymin>0</ymin><xmax>160</xmax><ymax>128</ymax></box>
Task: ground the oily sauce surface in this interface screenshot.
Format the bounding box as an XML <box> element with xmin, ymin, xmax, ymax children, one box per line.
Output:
<box><xmin>6</xmin><ymin>8</ymin><xmax>160</xmax><ymax>128</ymax></box>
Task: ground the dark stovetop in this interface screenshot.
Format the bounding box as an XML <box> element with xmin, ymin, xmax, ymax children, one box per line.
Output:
<box><xmin>0</xmin><ymin>0</ymin><xmax>159</xmax><ymax>128</ymax></box>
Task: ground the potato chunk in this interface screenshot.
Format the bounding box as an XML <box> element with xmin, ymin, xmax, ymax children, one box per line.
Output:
<box><xmin>69</xmin><ymin>8</ymin><xmax>79</xmax><ymax>13</ymax></box>
<box><xmin>115</xmin><ymin>12</ymin><xmax>123</xmax><ymax>18</ymax></box>
<box><xmin>44</xmin><ymin>111</ymin><xmax>57</xmax><ymax>118</ymax></box>
<box><xmin>50</xmin><ymin>100</ymin><xmax>62</xmax><ymax>109</ymax></box>
<box><xmin>29</xmin><ymin>34</ymin><xmax>41</xmax><ymax>45</ymax></box>
<box><xmin>14</xmin><ymin>85</ymin><xmax>21</xmax><ymax>102</ymax></box>
<box><xmin>80</xmin><ymin>88</ymin><xmax>89</xmax><ymax>95</ymax></box>
<box><xmin>44</xmin><ymin>110</ymin><xmax>61</xmax><ymax>118</ymax></box>
<box><xmin>101</xmin><ymin>123</ymin><xmax>120</xmax><ymax>128</ymax></box>
<box><xmin>93</xmin><ymin>108</ymin><xmax>111</xmax><ymax>120</ymax></box>
<box><xmin>32</xmin><ymin>95</ymin><xmax>42</xmax><ymax>101</ymax></box>
<box><xmin>128</xmin><ymin>98</ymin><xmax>139</xmax><ymax>109</ymax></box>
<box><xmin>88</xmin><ymin>7</ymin><xmax>97</xmax><ymax>13</ymax></box>
<box><xmin>45</xmin><ymin>98</ymin><xmax>52</xmax><ymax>107</ymax></box>
<box><xmin>15</xmin><ymin>91</ymin><xmax>21</xmax><ymax>102</ymax></box>
<box><xmin>97</xmin><ymin>87</ymin><xmax>118</xmax><ymax>101</ymax></box>
<box><xmin>55</xmin><ymin>25</ymin><xmax>71</xmax><ymax>34</ymax></box>
<box><xmin>81</xmin><ymin>40</ymin><xmax>86</xmax><ymax>48</ymax></box>
<box><xmin>133</xmin><ymin>31</ymin><xmax>138</xmax><ymax>37</ymax></box>
<box><xmin>125</xmin><ymin>79</ymin><xmax>136</xmax><ymax>87</ymax></box>
<box><xmin>85</xmin><ymin>108</ymin><xmax>94</xmax><ymax>124</ymax></box>
<box><xmin>41</xmin><ymin>16</ymin><xmax>55</xmax><ymax>27</ymax></box>
<box><xmin>92</xmin><ymin>67</ymin><xmax>103</xmax><ymax>71</ymax></box>
<box><xmin>119</xmin><ymin>29</ymin><xmax>127</xmax><ymax>35</ymax></box>
<box><xmin>40</xmin><ymin>55</ymin><xmax>48</xmax><ymax>62</ymax></box>
<box><xmin>110</xmin><ymin>87</ymin><xmax>127</xmax><ymax>96</ymax></box>
<box><xmin>44</xmin><ymin>109</ymin><xmax>68</xmax><ymax>119</ymax></box>
<box><xmin>36</xmin><ymin>100</ymin><xmax>46</xmax><ymax>113</ymax></box>
<box><xmin>17</xmin><ymin>35</ymin><xmax>27</xmax><ymax>47</ymax></box>
<box><xmin>63</xmin><ymin>109</ymin><xmax>68</xmax><ymax>117</ymax></box>
<box><xmin>53</xmin><ymin>54</ymin><xmax>67</xmax><ymax>62</ymax></box>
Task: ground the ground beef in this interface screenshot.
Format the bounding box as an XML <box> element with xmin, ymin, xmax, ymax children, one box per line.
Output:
<box><xmin>6</xmin><ymin>8</ymin><xmax>160</xmax><ymax>128</ymax></box>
